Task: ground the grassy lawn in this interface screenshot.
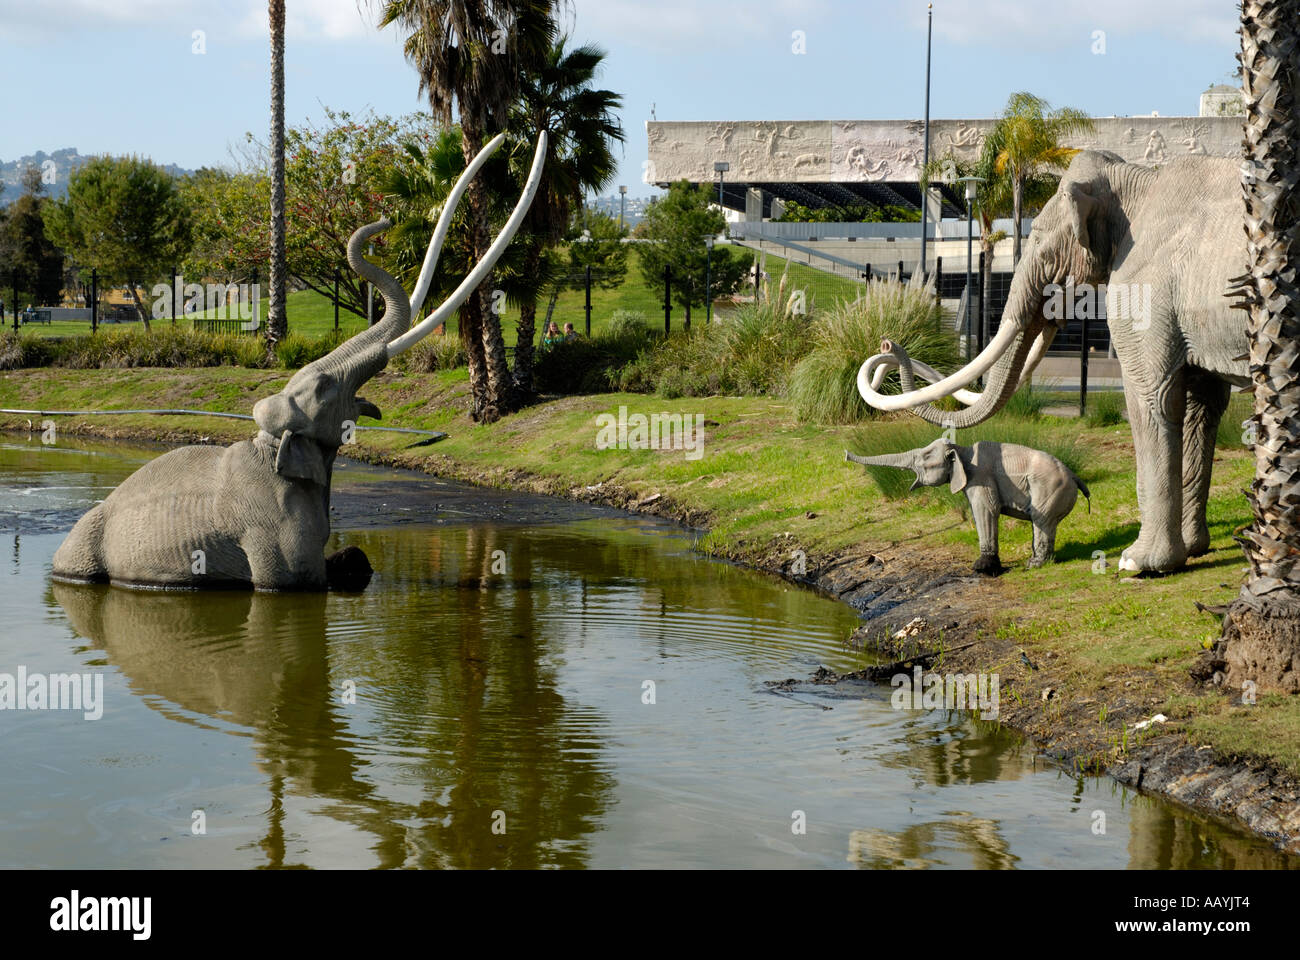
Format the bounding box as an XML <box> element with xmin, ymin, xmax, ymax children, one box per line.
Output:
<box><xmin>1</xmin><ymin>363</ymin><xmax>1293</xmax><ymax>778</ymax></box>
<box><xmin>17</xmin><ymin>246</ymin><xmax>870</xmax><ymax>344</ymax></box>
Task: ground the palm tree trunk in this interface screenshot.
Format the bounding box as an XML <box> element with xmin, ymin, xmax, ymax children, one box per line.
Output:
<box><xmin>1011</xmin><ymin>175</ymin><xmax>1023</xmax><ymax>267</ymax></box>
<box><xmin>512</xmin><ymin>245</ymin><xmax>543</xmax><ymax>398</ymax></box>
<box><xmin>267</xmin><ymin>0</ymin><xmax>287</xmax><ymax>346</ymax></box>
<box><xmin>1221</xmin><ymin>0</ymin><xmax>1300</xmax><ymax>694</ymax></box>
<box><xmin>460</xmin><ymin>121</ymin><xmax>515</xmax><ymax>422</ymax></box>
<box><xmin>460</xmin><ymin>287</ymin><xmax>489</xmax><ymax>419</ymax></box>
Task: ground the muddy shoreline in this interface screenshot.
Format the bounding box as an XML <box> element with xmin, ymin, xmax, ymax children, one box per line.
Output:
<box><xmin>10</xmin><ymin>419</ymin><xmax>1300</xmax><ymax>855</ymax></box>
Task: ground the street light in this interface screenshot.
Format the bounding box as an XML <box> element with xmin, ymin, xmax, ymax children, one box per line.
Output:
<box><xmin>704</xmin><ymin>235</ymin><xmax>715</xmax><ymax>324</ymax></box>
<box><xmin>619</xmin><ymin>185</ymin><xmax>627</xmax><ymax>231</ymax></box>
<box><xmin>713</xmin><ymin>161</ymin><xmax>729</xmax><ymax>212</ymax></box>
<box><xmin>955</xmin><ymin>175</ymin><xmax>985</xmax><ymax>362</ymax></box>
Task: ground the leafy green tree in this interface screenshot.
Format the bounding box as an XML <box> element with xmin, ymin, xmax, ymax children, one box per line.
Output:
<box><xmin>773</xmin><ymin>200</ymin><xmax>919</xmax><ymax>223</ymax></box>
<box><xmin>189</xmin><ymin>109</ymin><xmax>417</xmax><ymax>323</ymax></box>
<box><xmin>637</xmin><ymin>180</ymin><xmax>752</xmax><ymax>326</ymax></box>
<box><xmin>981</xmin><ymin>92</ymin><xmax>1094</xmax><ymax>264</ymax></box>
<box><xmin>566</xmin><ymin>209</ymin><xmax>627</xmax><ymax>288</ymax></box>
<box><xmin>375</xmin><ymin>0</ymin><xmax>558</xmax><ymax>422</ymax></box>
<box><xmin>44</xmin><ymin>156</ymin><xmax>191</xmax><ymax>330</ymax></box>
<box><xmin>0</xmin><ymin>165</ymin><xmax>65</xmax><ymax>308</ymax></box>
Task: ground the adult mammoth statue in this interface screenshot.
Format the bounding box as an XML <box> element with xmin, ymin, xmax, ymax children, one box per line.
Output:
<box><xmin>51</xmin><ymin>132</ymin><xmax>548</xmax><ymax>591</ymax></box>
<box><xmin>857</xmin><ymin>149</ymin><xmax>1249</xmax><ymax>574</ymax></box>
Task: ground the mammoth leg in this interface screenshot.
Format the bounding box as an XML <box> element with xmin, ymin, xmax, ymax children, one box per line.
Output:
<box><xmin>1027</xmin><ymin>516</ymin><xmax>1056</xmax><ymax>568</ymax></box>
<box><xmin>1181</xmin><ymin>370</ymin><xmax>1231</xmax><ymax>557</ymax></box>
<box><xmin>51</xmin><ymin>503</ymin><xmax>109</xmax><ymax>583</ymax></box>
<box><xmin>967</xmin><ymin>488</ymin><xmax>1002</xmax><ymax>574</ymax></box>
<box><xmin>1119</xmin><ymin>368</ymin><xmax>1188</xmax><ymax>573</ymax></box>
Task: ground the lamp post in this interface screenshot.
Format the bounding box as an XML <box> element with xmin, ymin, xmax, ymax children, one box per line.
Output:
<box><xmin>918</xmin><ymin>2</ymin><xmax>933</xmax><ymax>279</ymax></box>
<box><xmin>619</xmin><ymin>185</ymin><xmax>627</xmax><ymax>231</ymax></box>
<box><xmin>704</xmin><ymin>235</ymin><xmax>715</xmax><ymax>324</ymax></box>
<box><xmin>713</xmin><ymin>160</ymin><xmax>729</xmax><ymax>212</ymax></box>
<box><xmin>956</xmin><ymin>176</ymin><xmax>985</xmax><ymax>361</ymax></box>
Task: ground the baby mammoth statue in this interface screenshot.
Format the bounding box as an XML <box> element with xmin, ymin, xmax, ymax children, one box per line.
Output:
<box><xmin>846</xmin><ymin>438</ymin><xmax>1090</xmax><ymax>573</ymax></box>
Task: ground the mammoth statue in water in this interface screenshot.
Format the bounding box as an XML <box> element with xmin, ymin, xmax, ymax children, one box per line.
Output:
<box><xmin>858</xmin><ymin>149</ymin><xmax>1251</xmax><ymax>575</ymax></box>
<box><xmin>51</xmin><ymin>132</ymin><xmax>547</xmax><ymax>591</ymax></box>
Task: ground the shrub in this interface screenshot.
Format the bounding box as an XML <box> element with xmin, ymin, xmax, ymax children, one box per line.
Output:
<box><xmin>787</xmin><ymin>275</ymin><xmax>962</xmax><ymax>424</ymax></box>
<box><xmin>1084</xmin><ymin>390</ymin><xmax>1126</xmax><ymax>428</ymax></box>
<box><xmin>606</xmin><ymin>310</ymin><xmax>647</xmax><ymax>337</ymax></box>
<box><xmin>0</xmin><ymin>326</ymin><xmax>351</xmax><ymax>371</ymax></box>
<box><xmin>616</xmin><ymin>290</ymin><xmax>811</xmax><ymax>398</ymax></box>
<box><xmin>536</xmin><ymin>323</ymin><xmax>656</xmax><ymax>395</ymax></box>
<box><xmin>400</xmin><ymin>331</ymin><xmax>468</xmax><ymax>373</ymax></box>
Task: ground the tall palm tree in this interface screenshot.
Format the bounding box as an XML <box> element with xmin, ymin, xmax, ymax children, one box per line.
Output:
<box><xmin>981</xmin><ymin>92</ymin><xmax>1094</xmax><ymax>265</ymax></box>
<box><xmin>267</xmin><ymin>0</ymin><xmax>288</xmax><ymax>347</ymax></box>
<box><xmin>920</xmin><ymin>150</ymin><xmax>1055</xmax><ymax>344</ymax></box>
<box><xmin>1223</xmin><ymin>0</ymin><xmax>1300</xmax><ymax>693</ymax></box>
<box><xmin>507</xmin><ymin>38</ymin><xmax>623</xmax><ymax>398</ymax></box>
<box><xmin>375</xmin><ymin>0</ymin><xmax>556</xmax><ymax>422</ymax></box>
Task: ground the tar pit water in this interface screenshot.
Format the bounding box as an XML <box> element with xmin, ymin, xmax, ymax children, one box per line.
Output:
<box><xmin>1</xmin><ymin>437</ymin><xmax>1295</xmax><ymax>869</ymax></box>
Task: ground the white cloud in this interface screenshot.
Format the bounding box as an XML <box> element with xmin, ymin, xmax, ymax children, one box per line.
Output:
<box><xmin>0</xmin><ymin>0</ymin><xmax>382</xmax><ymax>42</ymax></box>
<box><xmin>922</xmin><ymin>0</ymin><xmax>1236</xmax><ymax>45</ymax></box>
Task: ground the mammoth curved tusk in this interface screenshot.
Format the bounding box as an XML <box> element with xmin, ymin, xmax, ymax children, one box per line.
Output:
<box><xmin>408</xmin><ymin>132</ymin><xmax>507</xmax><ymax>321</ymax></box>
<box><xmin>867</xmin><ymin>323</ymin><xmax>1058</xmax><ymax>407</ymax></box>
<box><xmin>869</xmin><ymin>355</ymin><xmax>983</xmax><ymax>406</ymax></box>
<box><xmin>387</xmin><ymin>131</ymin><xmax>548</xmax><ymax>358</ymax></box>
<box><xmin>857</xmin><ymin>319</ymin><xmax>1021</xmax><ymax>411</ymax></box>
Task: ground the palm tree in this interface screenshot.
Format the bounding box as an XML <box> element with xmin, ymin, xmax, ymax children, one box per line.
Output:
<box><xmin>380</xmin><ymin>125</ymin><xmax>531</xmax><ymax>328</ymax></box>
<box><xmin>1222</xmin><ymin>0</ymin><xmax>1300</xmax><ymax>693</ymax></box>
<box><xmin>267</xmin><ymin>0</ymin><xmax>288</xmax><ymax>347</ymax></box>
<box><xmin>981</xmin><ymin>92</ymin><xmax>1094</xmax><ymax>265</ymax></box>
<box><xmin>506</xmin><ymin>38</ymin><xmax>623</xmax><ymax>399</ymax></box>
<box><xmin>375</xmin><ymin>0</ymin><xmax>556</xmax><ymax>422</ymax></box>
<box><xmin>921</xmin><ymin>150</ymin><xmax>1055</xmax><ymax>345</ymax></box>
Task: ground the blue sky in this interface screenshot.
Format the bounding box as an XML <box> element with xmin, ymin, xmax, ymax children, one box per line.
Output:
<box><xmin>0</xmin><ymin>0</ymin><xmax>1242</xmax><ymax>197</ymax></box>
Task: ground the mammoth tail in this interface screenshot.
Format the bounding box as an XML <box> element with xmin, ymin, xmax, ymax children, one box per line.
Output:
<box><xmin>1075</xmin><ymin>474</ymin><xmax>1091</xmax><ymax>513</ymax></box>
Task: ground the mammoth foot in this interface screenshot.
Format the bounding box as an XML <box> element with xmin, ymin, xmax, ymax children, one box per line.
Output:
<box><xmin>972</xmin><ymin>554</ymin><xmax>1004</xmax><ymax>576</ymax></box>
<box><xmin>326</xmin><ymin>546</ymin><xmax>373</xmax><ymax>592</ymax></box>
<box><xmin>1117</xmin><ymin>540</ymin><xmax>1187</xmax><ymax>574</ymax></box>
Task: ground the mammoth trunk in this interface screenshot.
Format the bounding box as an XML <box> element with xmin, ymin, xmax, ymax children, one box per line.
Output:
<box><xmin>905</xmin><ymin>281</ymin><xmax>1045</xmax><ymax>430</ymax></box>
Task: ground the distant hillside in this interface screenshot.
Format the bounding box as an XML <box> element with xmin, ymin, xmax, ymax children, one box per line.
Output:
<box><xmin>0</xmin><ymin>149</ymin><xmax>194</xmax><ymax>205</ymax></box>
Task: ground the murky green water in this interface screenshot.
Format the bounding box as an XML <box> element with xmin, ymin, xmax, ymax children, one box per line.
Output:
<box><xmin>1</xmin><ymin>436</ymin><xmax>1295</xmax><ymax>869</ymax></box>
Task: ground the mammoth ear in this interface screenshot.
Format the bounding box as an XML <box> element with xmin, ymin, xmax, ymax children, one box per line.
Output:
<box><xmin>1065</xmin><ymin>181</ymin><xmax>1104</xmax><ymax>256</ymax></box>
<box><xmin>356</xmin><ymin>398</ymin><xmax>382</xmax><ymax>421</ymax></box>
<box><xmin>275</xmin><ymin>430</ymin><xmax>328</xmax><ymax>487</ymax></box>
<box><xmin>948</xmin><ymin>447</ymin><xmax>969</xmax><ymax>494</ymax></box>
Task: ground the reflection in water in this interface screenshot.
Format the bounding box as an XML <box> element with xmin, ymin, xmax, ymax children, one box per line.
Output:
<box><xmin>849</xmin><ymin>817</ymin><xmax>1016</xmax><ymax>870</ymax></box>
<box><xmin>6</xmin><ymin>435</ymin><xmax>1299</xmax><ymax>869</ymax></box>
<box><xmin>51</xmin><ymin>526</ymin><xmax>618</xmax><ymax>868</ymax></box>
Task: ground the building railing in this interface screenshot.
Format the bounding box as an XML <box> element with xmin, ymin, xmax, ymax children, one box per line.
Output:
<box><xmin>727</xmin><ymin>218</ymin><xmax>1032</xmax><ymax>241</ymax></box>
